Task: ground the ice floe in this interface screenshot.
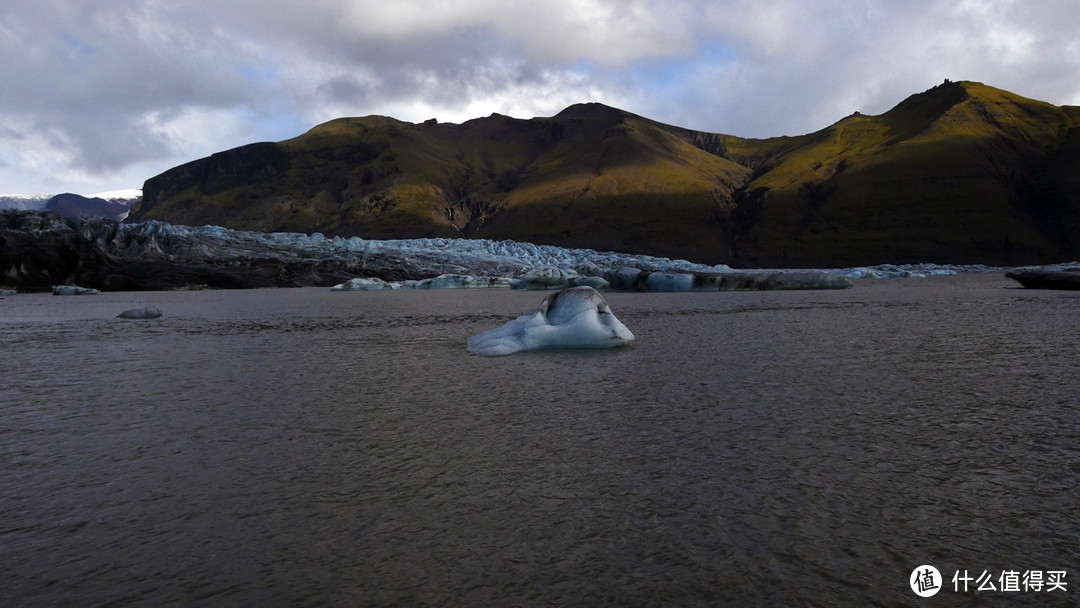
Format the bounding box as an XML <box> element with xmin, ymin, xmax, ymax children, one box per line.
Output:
<box><xmin>52</xmin><ymin>284</ymin><xmax>99</xmax><ymax>295</ymax></box>
<box><xmin>467</xmin><ymin>286</ymin><xmax>635</xmax><ymax>356</ymax></box>
<box><xmin>117</xmin><ymin>306</ymin><xmax>163</xmax><ymax>319</ymax></box>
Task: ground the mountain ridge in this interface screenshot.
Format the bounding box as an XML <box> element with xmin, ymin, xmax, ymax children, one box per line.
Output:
<box><xmin>0</xmin><ymin>192</ymin><xmax>139</xmax><ymax>221</ymax></box>
<box><xmin>130</xmin><ymin>80</ymin><xmax>1080</xmax><ymax>267</ymax></box>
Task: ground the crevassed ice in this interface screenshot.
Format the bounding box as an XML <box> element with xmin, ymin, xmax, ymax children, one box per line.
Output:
<box><xmin>114</xmin><ymin>219</ymin><xmax>1015</xmax><ymax>279</ymax></box>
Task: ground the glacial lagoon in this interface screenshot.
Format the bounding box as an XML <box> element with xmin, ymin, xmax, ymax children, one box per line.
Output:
<box><xmin>2</xmin><ymin>273</ymin><xmax>1078</xmax><ymax>606</ymax></box>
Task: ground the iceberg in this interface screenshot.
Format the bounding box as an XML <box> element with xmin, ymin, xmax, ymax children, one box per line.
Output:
<box><xmin>467</xmin><ymin>286</ymin><xmax>635</xmax><ymax>356</ymax></box>
<box><xmin>52</xmin><ymin>284</ymin><xmax>99</xmax><ymax>295</ymax></box>
<box><xmin>117</xmin><ymin>306</ymin><xmax>163</xmax><ymax>319</ymax></box>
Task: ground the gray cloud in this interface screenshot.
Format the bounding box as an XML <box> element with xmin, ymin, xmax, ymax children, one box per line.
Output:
<box><xmin>1</xmin><ymin>0</ymin><xmax>1078</xmax><ymax>193</ymax></box>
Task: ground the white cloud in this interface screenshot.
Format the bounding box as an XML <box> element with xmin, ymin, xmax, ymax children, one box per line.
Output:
<box><xmin>2</xmin><ymin>0</ymin><xmax>1080</xmax><ymax>194</ymax></box>
<box><xmin>334</xmin><ymin>0</ymin><xmax>690</xmax><ymax>65</ymax></box>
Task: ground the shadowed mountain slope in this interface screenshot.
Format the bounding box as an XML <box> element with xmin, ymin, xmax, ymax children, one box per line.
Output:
<box><xmin>131</xmin><ymin>81</ymin><xmax>1080</xmax><ymax>267</ymax></box>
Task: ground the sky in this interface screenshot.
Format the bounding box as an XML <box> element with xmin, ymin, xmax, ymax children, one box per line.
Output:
<box><xmin>1</xmin><ymin>0</ymin><xmax>1079</xmax><ymax>196</ymax></box>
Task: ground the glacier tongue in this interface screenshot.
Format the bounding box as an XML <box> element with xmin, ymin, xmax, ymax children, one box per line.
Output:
<box><xmin>0</xmin><ymin>194</ymin><xmax>53</xmax><ymax>211</ymax></box>
<box><xmin>2</xmin><ymin>210</ymin><xmax>1013</xmax><ymax>292</ymax></box>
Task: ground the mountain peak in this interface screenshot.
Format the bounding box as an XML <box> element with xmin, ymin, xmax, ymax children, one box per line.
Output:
<box><xmin>875</xmin><ymin>79</ymin><xmax>970</xmax><ymax>141</ymax></box>
<box><xmin>877</xmin><ymin>79</ymin><xmax>1069</xmax><ymax>145</ymax></box>
<box><xmin>553</xmin><ymin>102</ymin><xmax>630</xmax><ymax>122</ymax></box>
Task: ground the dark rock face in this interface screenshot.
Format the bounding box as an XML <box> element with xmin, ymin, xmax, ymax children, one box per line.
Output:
<box><xmin>137</xmin><ymin>142</ymin><xmax>290</xmax><ymax>220</ymax></box>
<box><xmin>1</xmin><ymin>213</ymin><xmax>88</xmax><ymax>290</ymax></box>
<box><xmin>0</xmin><ymin>210</ymin><xmax>430</xmax><ymax>292</ymax></box>
<box><xmin>1005</xmin><ymin>270</ymin><xmax>1080</xmax><ymax>290</ymax></box>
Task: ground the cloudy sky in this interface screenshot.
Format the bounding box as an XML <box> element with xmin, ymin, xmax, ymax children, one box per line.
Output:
<box><xmin>1</xmin><ymin>0</ymin><xmax>1078</xmax><ymax>195</ymax></box>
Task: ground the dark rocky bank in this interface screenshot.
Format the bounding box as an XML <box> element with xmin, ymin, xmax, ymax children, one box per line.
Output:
<box><xmin>0</xmin><ymin>210</ymin><xmax>434</xmax><ymax>292</ymax></box>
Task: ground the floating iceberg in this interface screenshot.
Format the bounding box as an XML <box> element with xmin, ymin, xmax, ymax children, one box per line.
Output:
<box><xmin>467</xmin><ymin>286</ymin><xmax>635</xmax><ymax>356</ymax></box>
<box><xmin>52</xmin><ymin>284</ymin><xmax>99</xmax><ymax>295</ymax></box>
<box><xmin>117</xmin><ymin>306</ymin><xmax>163</xmax><ymax>319</ymax></box>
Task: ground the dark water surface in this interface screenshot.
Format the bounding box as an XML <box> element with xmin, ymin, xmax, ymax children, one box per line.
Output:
<box><xmin>2</xmin><ymin>274</ymin><xmax>1078</xmax><ymax>607</ymax></box>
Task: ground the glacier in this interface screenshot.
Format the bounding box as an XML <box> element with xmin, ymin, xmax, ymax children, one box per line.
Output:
<box><xmin>467</xmin><ymin>286</ymin><xmax>635</xmax><ymax>356</ymax></box>
<box><xmin>330</xmin><ymin>277</ymin><xmax>396</xmax><ymax>291</ymax></box>
<box><xmin>2</xmin><ymin>210</ymin><xmax>1059</xmax><ymax>293</ymax></box>
<box><xmin>0</xmin><ymin>194</ymin><xmax>53</xmax><ymax>212</ymax></box>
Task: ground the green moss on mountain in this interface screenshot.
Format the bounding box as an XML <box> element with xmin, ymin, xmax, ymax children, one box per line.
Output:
<box><xmin>702</xmin><ymin>81</ymin><xmax>1080</xmax><ymax>266</ymax></box>
<box><xmin>131</xmin><ymin>81</ymin><xmax>1080</xmax><ymax>267</ymax></box>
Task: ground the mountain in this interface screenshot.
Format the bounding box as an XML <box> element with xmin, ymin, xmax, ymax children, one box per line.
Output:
<box><xmin>130</xmin><ymin>81</ymin><xmax>1080</xmax><ymax>267</ymax></box>
<box><xmin>0</xmin><ymin>192</ymin><xmax>140</xmax><ymax>220</ymax></box>
<box><xmin>45</xmin><ymin>193</ymin><xmax>139</xmax><ymax>221</ymax></box>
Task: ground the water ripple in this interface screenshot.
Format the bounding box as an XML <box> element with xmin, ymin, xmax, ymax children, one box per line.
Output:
<box><xmin>1</xmin><ymin>275</ymin><xmax>1078</xmax><ymax>606</ymax></box>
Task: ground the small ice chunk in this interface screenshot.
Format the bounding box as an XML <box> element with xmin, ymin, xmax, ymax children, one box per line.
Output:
<box><xmin>467</xmin><ymin>286</ymin><xmax>635</xmax><ymax>356</ymax></box>
<box><xmin>52</xmin><ymin>284</ymin><xmax>100</xmax><ymax>296</ymax></box>
<box><xmin>117</xmin><ymin>306</ymin><xmax>162</xmax><ymax>319</ymax></box>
